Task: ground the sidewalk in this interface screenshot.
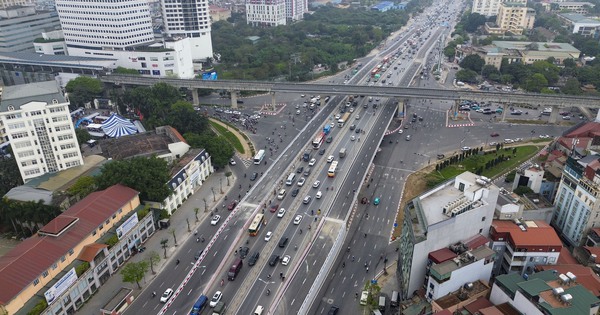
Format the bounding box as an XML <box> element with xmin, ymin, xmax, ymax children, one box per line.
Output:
<box><xmin>77</xmin><ymin>171</ymin><xmax>236</xmax><ymax>314</ymax></box>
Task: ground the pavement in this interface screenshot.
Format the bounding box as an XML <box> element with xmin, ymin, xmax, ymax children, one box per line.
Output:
<box><xmin>76</xmin><ymin>170</ymin><xmax>237</xmax><ymax>314</ymax></box>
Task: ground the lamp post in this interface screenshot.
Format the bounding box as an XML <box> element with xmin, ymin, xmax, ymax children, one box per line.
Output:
<box><xmin>211</xmin><ymin>187</ymin><xmax>216</xmax><ymax>202</ymax></box>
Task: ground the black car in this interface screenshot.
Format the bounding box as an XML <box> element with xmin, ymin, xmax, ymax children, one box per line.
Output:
<box><xmin>239</xmin><ymin>246</ymin><xmax>249</xmax><ymax>259</ymax></box>
<box><xmin>296</xmin><ymin>166</ymin><xmax>304</xmax><ymax>174</ymax></box>
<box><xmin>328</xmin><ymin>306</ymin><xmax>340</xmax><ymax>315</ymax></box>
<box><xmin>326</xmin><ymin>136</ymin><xmax>333</xmax><ymax>143</ymax></box>
<box><xmin>355</xmin><ymin>128</ymin><xmax>361</xmax><ymax>134</ymax></box>
<box><xmin>437</xmin><ymin>154</ymin><xmax>445</xmax><ymax>159</ymax></box>
<box><xmin>278</xmin><ymin>236</ymin><xmax>289</xmax><ymax>248</ymax></box>
<box><xmin>250</xmin><ymin>172</ymin><xmax>258</xmax><ymax>181</ymax></box>
<box><xmin>248</xmin><ymin>252</ymin><xmax>260</xmax><ymax>266</ymax></box>
<box><xmin>194</xmin><ymin>249</ymin><xmax>204</xmax><ymax>260</ymax></box>
<box><xmin>269</xmin><ymin>254</ymin><xmax>280</xmax><ymax>266</ymax></box>
<box><xmin>350</xmin><ymin>124</ymin><xmax>356</xmax><ymax>130</ymax></box>
<box><xmin>319</xmin><ymin>148</ymin><xmax>326</xmax><ymax>155</ymax></box>
<box><xmin>291</xmin><ymin>188</ymin><xmax>299</xmax><ymax>197</ymax></box>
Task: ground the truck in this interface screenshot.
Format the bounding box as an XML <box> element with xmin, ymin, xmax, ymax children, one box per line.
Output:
<box><xmin>323</xmin><ymin>124</ymin><xmax>332</xmax><ymax>135</ymax></box>
<box><xmin>339</xmin><ymin>148</ymin><xmax>346</xmax><ymax>158</ymax></box>
<box><xmin>227</xmin><ymin>258</ymin><xmax>243</xmax><ymax>280</ymax></box>
<box><xmin>303</xmin><ymin>150</ymin><xmax>311</xmax><ymax>162</ymax></box>
<box><xmin>212</xmin><ymin>301</ymin><xmax>226</xmax><ymax>315</ymax></box>
<box><xmin>338</xmin><ymin>113</ymin><xmax>351</xmax><ymax>127</ymax></box>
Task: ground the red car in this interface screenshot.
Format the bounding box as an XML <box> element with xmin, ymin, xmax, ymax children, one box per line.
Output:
<box><xmin>227</xmin><ymin>201</ymin><xmax>237</xmax><ymax>211</ymax></box>
<box><xmin>269</xmin><ymin>204</ymin><xmax>280</xmax><ymax>213</ymax></box>
<box><xmin>490</xmin><ymin>132</ymin><xmax>499</xmax><ymax>137</ymax></box>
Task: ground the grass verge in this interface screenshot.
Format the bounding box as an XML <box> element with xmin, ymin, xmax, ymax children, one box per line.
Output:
<box><xmin>210</xmin><ymin>120</ymin><xmax>245</xmax><ymax>154</ymax></box>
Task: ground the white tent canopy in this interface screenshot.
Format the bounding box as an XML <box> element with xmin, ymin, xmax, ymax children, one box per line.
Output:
<box><xmin>101</xmin><ymin>114</ymin><xmax>138</xmax><ymax>138</ymax></box>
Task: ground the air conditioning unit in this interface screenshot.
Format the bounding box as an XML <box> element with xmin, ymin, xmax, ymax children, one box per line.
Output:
<box><xmin>566</xmin><ymin>272</ymin><xmax>577</xmax><ymax>283</ymax></box>
<box><xmin>558</xmin><ymin>273</ymin><xmax>570</xmax><ymax>285</ymax></box>
<box><xmin>465</xmin><ymin>251</ymin><xmax>474</xmax><ymax>260</ymax></box>
<box><xmin>560</xmin><ymin>294</ymin><xmax>573</xmax><ymax>304</ymax></box>
<box><xmin>552</xmin><ymin>287</ymin><xmax>564</xmax><ymax>296</ymax></box>
<box><xmin>52</xmin><ymin>99</ymin><xmax>59</xmax><ymax>104</ymax></box>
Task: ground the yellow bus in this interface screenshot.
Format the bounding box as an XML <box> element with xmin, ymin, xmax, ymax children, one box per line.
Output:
<box><xmin>327</xmin><ymin>161</ymin><xmax>339</xmax><ymax>177</ymax></box>
<box><xmin>248</xmin><ymin>213</ymin><xmax>265</xmax><ymax>236</ymax></box>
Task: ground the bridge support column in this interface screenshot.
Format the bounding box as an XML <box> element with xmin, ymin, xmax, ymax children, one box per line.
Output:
<box><xmin>271</xmin><ymin>92</ymin><xmax>276</xmax><ymax>111</ymax></box>
<box><xmin>192</xmin><ymin>88</ymin><xmax>199</xmax><ymax>106</ymax></box>
<box><xmin>501</xmin><ymin>103</ymin><xmax>508</xmax><ymax>122</ymax></box>
<box><xmin>230</xmin><ymin>90</ymin><xmax>238</xmax><ymax>109</ymax></box>
<box><xmin>548</xmin><ymin>106</ymin><xmax>560</xmax><ymax>124</ymax></box>
<box><xmin>452</xmin><ymin>100</ymin><xmax>460</xmax><ymax>121</ymax></box>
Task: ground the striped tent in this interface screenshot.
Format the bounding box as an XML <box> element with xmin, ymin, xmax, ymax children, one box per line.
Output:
<box><xmin>101</xmin><ymin>114</ymin><xmax>138</xmax><ymax>138</ymax></box>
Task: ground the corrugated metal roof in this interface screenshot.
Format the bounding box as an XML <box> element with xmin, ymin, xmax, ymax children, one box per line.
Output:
<box><xmin>0</xmin><ymin>184</ymin><xmax>138</xmax><ymax>305</ymax></box>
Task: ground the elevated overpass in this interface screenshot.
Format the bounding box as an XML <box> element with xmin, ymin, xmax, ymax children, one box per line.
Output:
<box><xmin>101</xmin><ymin>74</ymin><xmax>600</xmax><ymax>123</ymax></box>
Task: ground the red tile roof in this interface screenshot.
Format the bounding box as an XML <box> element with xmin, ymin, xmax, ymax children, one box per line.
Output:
<box><xmin>564</xmin><ymin>122</ymin><xmax>600</xmax><ymax>138</ymax></box>
<box><xmin>78</xmin><ymin>243</ymin><xmax>108</xmax><ymax>262</ymax></box>
<box><xmin>537</xmin><ymin>264</ymin><xmax>600</xmax><ymax>297</ymax></box>
<box><xmin>0</xmin><ymin>184</ymin><xmax>138</xmax><ymax>305</ymax></box>
<box><xmin>592</xmin><ymin>228</ymin><xmax>600</xmax><ymax>238</ymax></box>
<box><xmin>491</xmin><ymin>220</ymin><xmax>562</xmax><ymax>247</ymax></box>
<box><xmin>464</xmin><ymin>297</ymin><xmax>493</xmax><ymax>314</ymax></box>
<box><xmin>435</xmin><ymin>310</ymin><xmax>452</xmax><ymax>315</ymax></box>
<box><xmin>583</xmin><ymin>247</ymin><xmax>600</xmax><ymax>263</ymax></box>
<box><xmin>557</xmin><ymin>247</ymin><xmax>578</xmax><ymax>264</ymax></box>
<box><xmin>428</xmin><ymin>248</ymin><xmax>457</xmax><ymax>264</ymax></box>
<box><xmin>464</xmin><ymin>234</ymin><xmax>490</xmax><ymax>250</ymax></box>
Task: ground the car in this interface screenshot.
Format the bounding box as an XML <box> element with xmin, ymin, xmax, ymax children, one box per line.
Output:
<box><xmin>269</xmin><ymin>204</ymin><xmax>280</xmax><ymax>213</ymax></box>
<box><xmin>490</xmin><ymin>132</ymin><xmax>499</xmax><ymax>137</ymax></box>
<box><xmin>250</xmin><ymin>172</ymin><xmax>258</xmax><ymax>181</ymax></box>
<box><xmin>296</xmin><ymin>110</ymin><xmax>301</xmax><ymax>115</ymax></box>
<box><xmin>418</xmin><ymin>116</ymin><xmax>423</xmax><ymax>121</ymax></box>
<box><xmin>264</xmin><ymin>231</ymin><xmax>273</xmax><ymax>242</ymax></box>
<box><xmin>355</xmin><ymin>128</ymin><xmax>361</xmax><ymax>134</ymax></box>
<box><xmin>405</xmin><ymin>135</ymin><xmax>411</xmax><ymax>141</ymax></box>
<box><xmin>461</xmin><ymin>146</ymin><xmax>471</xmax><ymax>151</ymax></box>
<box><xmin>297</xmin><ymin>177</ymin><xmax>306</xmax><ymax>187</ymax></box>
<box><xmin>227</xmin><ymin>201</ymin><xmax>237</xmax><ymax>210</ymax></box>
<box><xmin>209</xmin><ymin>291</ymin><xmax>222</xmax><ymax>307</ymax></box>
<box><xmin>349</xmin><ymin>107</ymin><xmax>354</xmax><ymax>113</ymax></box>
<box><xmin>291</xmin><ymin>188</ymin><xmax>299</xmax><ymax>197</ymax></box>
<box><xmin>437</xmin><ymin>154</ymin><xmax>445</xmax><ymax>159</ymax></box>
<box><xmin>489</xmin><ymin>142</ymin><xmax>498</xmax><ymax>146</ymax></box>
<box><xmin>350</xmin><ymin>124</ymin><xmax>356</xmax><ymax>130</ymax></box>
<box><xmin>330</xmin><ymin>122</ymin><xmax>335</xmax><ymax>128</ymax></box>
<box><xmin>316</xmin><ymin>191</ymin><xmax>322</xmax><ymax>199</ymax></box>
<box><xmin>319</xmin><ymin>148</ymin><xmax>326</xmax><ymax>155</ymax></box>
<box><xmin>374</xmin><ymin>197</ymin><xmax>380</xmax><ymax>205</ymax></box>
<box><xmin>562</xmin><ymin>116</ymin><xmax>571</xmax><ymax>120</ymax></box>
<box><xmin>248</xmin><ymin>252</ymin><xmax>260</xmax><ymax>266</ymax></box>
<box><xmin>309</xmin><ymin>158</ymin><xmax>316</xmax><ymax>166</ymax></box>
<box><xmin>398</xmin><ymin>129</ymin><xmax>403</xmax><ymax>134</ymax></box>
<box><xmin>278</xmin><ymin>236</ymin><xmax>289</xmax><ymax>248</ymax></box>
<box><xmin>268</xmin><ymin>254</ymin><xmax>280</xmax><ymax>266</ymax></box>
<box><xmin>327</xmin><ymin>155</ymin><xmax>334</xmax><ymax>163</ymax></box>
<box><xmin>350</xmin><ymin>136</ymin><xmax>356</xmax><ymax>141</ymax></box>
<box><xmin>411</xmin><ymin>117</ymin><xmax>417</xmax><ymax>122</ymax></box>
<box><xmin>313</xmin><ymin>180</ymin><xmax>321</xmax><ymax>188</ymax></box>
<box><xmin>328</xmin><ymin>305</ymin><xmax>340</xmax><ymax>315</ymax></box>
<box><xmin>282</xmin><ymin>255</ymin><xmax>291</xmax><ymax>266</ymax></box>
<box><xmin>294</xmin><ymin>215</ymin><xmax>303</xmax><ymax>225</ymax></box>
<box><xmin>301</xmin><ymin>94</ymin><xmax>305</xmax><ymax>98</ymax></box>
<box><xmin>504</xmin><ymin>139</ymin><xmax>514</xmax><ymax>144</ymax></box>
<box><xmin>296</xmin><ymin>166</ymin><xmax>304</xmax><ymax>174</ymax></box>
<box><xmin>326</xmin><ymin>136</ymin><xmax>333</xmax><ymax>143</ymax></box>
<box><xmin>277</xmin><ymin>208</ymin><xmax>286</xmax><ymax>218</ymax></box>
<box><xmin>404</xmin><ymin>125</ymin><xmax>409</xmax><ymax>129</ymax></box>
<box><xmin>295</xmin><ymin>104</ymin><xmax>300</xmax><ymax>109</ymax></box>
<box><xmin>210</xmin><ymin>215</ymin><xmax>221</xmax><ymax>226</ymax></box>
<box><xmin>229</xmin><ymin>158</ymin><xmax>236</xmax><ymax>165</ymax></box>
<box><xmin>160</xmin><ymin>288</ymin><xmax>174</xmax><ymax>303</ymax></box>
<box><xmin>335</xmin><ymin>114</ymin><xmax>341</xmax><ymax>120</ymax></box>
<box><xmin>355</xmin><ymin>115</ymin><xmax>360</xmax><ymax>120</ymax></box>
<box><xmin>239</xmin><ymin>246</ymin><xmax>249</xmax><ymax>259</ymax></box>
<box><xmin>303</xmin><ymin>196</ymin><xmax>312</xmax><ymax>204</ymax></box>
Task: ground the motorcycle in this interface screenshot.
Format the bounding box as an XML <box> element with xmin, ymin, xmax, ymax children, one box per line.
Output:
<box><xmin>266</xmin><ymin>289</ymin><xmax>271</xmax><ymax>296</ymax></box>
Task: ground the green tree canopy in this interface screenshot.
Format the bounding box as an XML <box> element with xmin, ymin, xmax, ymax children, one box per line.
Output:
<box><xmin>459</xmin><ymin>54</ymin><xmax>485</xmax><ymax>73</ymax></box>
<box><xmin>167</xmin><ymin>101</ymin><xmax>209</xmax><ymax>134</ymax></box>
<box><xmin>120</xmin><ymin>261</ymin><xmax>148</xmax><ymax>289</ymax></box>
<box><xmin>95</xmin><ymin>156</ymin><xmax>171</xmax><ymax>202</ymax></box>
<box><xmin>184</xmin><ymin>132</ymin><xmax>234</xmax><ymax>168</ymax></box>
<box><xmin>65</xmin><ymin>77</ymin><xmax>103</xmax><ymax>109</ymax></box>
<box><xmin>562</xmin><ymin>78</ymin><xmax>582</xmax><ymax>95</ymax></box>
<box><xmin>455</xmin><ymin>69</ymin><xmax>478</xmax><ymax>83</ymax></box>
<box><xmin>67</xmin><ymin>176</ymin><xmax>96</xmax><ymax>197</ymax></box>
<box><xmin>75</xmin><ymin>128</ymin><xmax>91</xmax><ymax>146</ymax></box>
<box><xmin>524</xmin><ymin>73</ymin><xmax>549</xmax><ymax>92</ymax></box>
<box><xmin>464</xmin><ymin>13</ymin><xmax>487</xmax><ymax>32</ymax></box>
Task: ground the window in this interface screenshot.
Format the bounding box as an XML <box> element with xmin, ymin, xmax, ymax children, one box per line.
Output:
<box><xmin>33</xmin><ymin>278</ymin><xmax>40</xmax><ymax>286</ymax></box>
<box><xmin>479</xmin><ymin>228</ymin><xmax>483</xmax><ymax>233</ymax></box>
<box><xmin>69</xmin><ymin>249</ymin><xmax>74</xmax><ymax>256</ymax></box>
<box><xmin>42</xmin><ymin>270</ymin><xmax>49</xmax><ymax>278</ymax></box>
<box><xmin>61</xmin><ymin>256</ymin><xmax>66</xmax><ymax>262</ymax></box>
<box><xmin>482</xmin><ymin>216</ymin><xmax>486</xmax><ymax>221</ymax></box>
<box><xmin>52</xmin><ymin>263</ymin><xmax>57</xmax><ymax>270</ymax></box>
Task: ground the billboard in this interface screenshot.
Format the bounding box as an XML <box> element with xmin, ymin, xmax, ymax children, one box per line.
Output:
<box><xmin>201</xmin><ymin>72</ymin><xmax>218</xmax><ymax>80</ymax></box>
<box><xmin>116</xmin><ymin>213</ymin><xmax>139</xmax><ymax>240</ymax></box>
<box><xmin>44</xmin><ymin>267</ymin><xmax>78</xmax><ymax>304</ymax></box>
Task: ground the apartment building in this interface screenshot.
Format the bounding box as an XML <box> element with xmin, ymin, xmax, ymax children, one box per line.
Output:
<box><xmin>0</xmin><ymin>0</ymin><xmax>34</xmax><ymax>9</ymax></box>
<box><xmin>486</xmin><ymin>2</ymin><xmax>536</xmax><ymax>35</ymax></box>
<box><xmin>472</xmin><ymin>0</ymin><xmax>527</xmax><ymax>17</ymax></box>
<box><xmin>0</xmin><ymin>81</ymin><xmax>84</xmax><ymax>182</ymax></box>
<box><xmin>161</xmin><ymin>0</ymin><xmax>213</xmax><ymax>62</ymax></box>
<box><xmin>398</xmin><ymin>172</ymin><xmax>499</xmax><ymax>300</ymax></box>
<box><xmin>246</xmin><ymin>0</ymin><xmax>287</xmax><ymax>26</ymax></box>
<box><xmin>546</xmin><ymin>2</ymin><xmax>595</xmax><ymax>15</ymax></box>
<box><xmin>0</xmin><ymin>6</ymin><xmax>61</xmax><ymax>53</ymax></box>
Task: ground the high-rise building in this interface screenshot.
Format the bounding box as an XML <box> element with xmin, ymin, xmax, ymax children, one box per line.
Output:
<box><xmin>0</xmin><ymin>6</ymin><xmax>61</xmax><ymax>53</ymax></box>
<box><xmin>0</xmin><ymin>0</ymin><xmax>34</xmax><ymax>8</ymax></box>
<box><xmin>493</xmin><ymin>2</ymin><xmax>536</xmax><ymax>35</ymax></box>
<box><xmin>471</xmin><ymin>0</ymin><xmax>526</xmax><ymax>17</ymax></box>
<box><xmin>286</xmin><ymin>0</ymin><xmax>307</xmax><ymax>22</ymax></box>
<box><xmin>161</xmin><ymin>0</ymin><xmax>213</xmax><ymax>62</ymax></box>
<box><xmin>246</xmin><ymin>0</ymin><xmax>287</xmax><ymax>26</ymax></box>
<box><xmin>0</xmin><ymin>81</ymin><xmax>83</xmax><ymax>182</ymax></box>
<box><xmin>398</xmin><ymin>172</ymin><xmax>499</xmax><ymax>301</ymax></box>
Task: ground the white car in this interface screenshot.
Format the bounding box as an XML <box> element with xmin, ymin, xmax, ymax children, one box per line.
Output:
<box><xmin>277</xmin><ymin>208</ymin><xmax>286</xmax><ymax>218</ymax></box>
<box><xmin>349</xmin><ymin>107</ymin><xmax>354</xmax><ymax>113</ymax></box>
<box><xmin>398</xmin><ymin>129</ymin><xmax>403</xmax><ymax>134</ymax></box>
<box><xmin>297</xmin><ymin>177</ymin><xmax>306</xmax><ymax>187</ymax></box>
<box><xmin>355</xmin><ymin>115</ymin><xmax>360</xmax><ymax>120</ymax></box>
<box><xmin>309</xmin><ymin>158</ymin><xmax>316</xmax><ymax>166</ymax></box>
<box><xmin>327</xmin><ymin>155</ymin><xmax>334</xmax><ymax>163</ymax></box>
<box><xmin>303</xmin><ymin>196</ymin><xmax>312</xmax><ymax>204</ymax></box>
<box><xmin>316</xmin><ymin>191</ymin><xmax>322</xmax><ymax>199</ymax></box>
<box><xmin>229</xmin><ymin>158</ymin><xmax>236</xmax><ymax>165</ymax></box>
<box><xmin>210</xmin><ymin>291</ymin><xmax>222</xmax><ymax>307</ymax></box>
<box><xmin>265</xmin><ymin>231</ymin><xmax>273</xmax><ymax>242</ymax></box>
<box><xmin>330</xmin><ymin>122</ymin><xmax>335</xmax><ymax>128</ymax></box>
<box><xmin>160</xmin><ymin>288</ymin><xmax>174</xmax><ymax>303</ymax></box>
<box><xmin>335</xmin><ymin>114</ymin><xmax>341</xmax><ymax>120</ymax></box>
<box><xmin>293</xmin><ymin>215</ymin><xmax>303</xmax><ymax>225</ymax></box>
<box><xmin>282</xmin><ymin>255</ymin><xmax>291</xmax><ymax>266</ymax></box>
<box><xmin>461</xmin><ymin>146</ymin><xmax>471</xmax><ymax>151</ymax></box>
<box><xmin>296</xmin><ymin>110</ymin><xmax>301</xmax><ymax>115</ymax></box>
<box><xmin>210</xmin><ymin>215</ymin><xmax>221</xmax><ymax>226</ymax></box>
<box><xmin>313</xmin><ymin>180</ymin><xmax>321</xmax><ymax>188</ymax></box>
<box><xmin>350</xmin><ymin>136</ymin><xmax>356</xmax><ymax>141</ymax></box>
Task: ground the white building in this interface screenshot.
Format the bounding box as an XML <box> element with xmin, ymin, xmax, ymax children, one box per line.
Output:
<box><xmin>246</xmin><ymin>0</ymin><xmax>287</xmax><ymax>26</ymax></box>
<box><xmin>513</xmin><ymin>164</ymin><xmax>545</xmax><ymax>193</ymax></box>
<box><xmin>490</xmin><ymin>270</ymin><xmax>600</xmax><ymax>315</ymax></box>
<box><xmin>0</xmin><ymin>6</ymin><xmax>61</xmax><ymax>53</ymax></box>
<box><xmin>0</xmin><ymin>81</ymin><xmax>83</xmax><ymax>182</ymax></box>
<box><xmin>425</xmin><ymin>241</ymin><xmax>495</xmax><ymax>301</ymax></box>
<box><xmin>489</xmin><ymin>220</ymin><xmax>561</xmax><ymax>276</ymax></box>
<box><xmin>55</xmin><ymin>0</ymin><xmax>194</xmax><ymax>78</ymax></box>
<box><xmin>286</xmin><ymin>0</ymin><xmax>307</xmax><ymax>22</ymax></box>
<box><xmin>33</xmin><ymin>31</ymin><xmax>67</xmax><ymax>56</ymax></box>
<box><xmin>472</xmin><ymin>0</ymin><xmax>526</xmax><ymax>17</ymax></box>
<box><xmin>398</xmin><ymin>172</ymin><xmax>499</xmax><ymax>301</ymax></box>
<box><xmin>557</xmin><ymin>13</ymin><xmax>600</xmax><ymax>37</ymax></box>
<box><xmin>161</xmin><ymin>0</ymin><xmax>213</xmax><ymax>62</ymax></box>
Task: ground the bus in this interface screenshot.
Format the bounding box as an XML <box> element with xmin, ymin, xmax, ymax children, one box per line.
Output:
<box><xmin>371</xmin><ymin>66</ymin><xmax>381</xmax><ymax>77</ymax></box>
<box><xmin>248</xmin><ymin>213</ymin><xmax>265</xmax><ymax>236</ymax></box>
<box><xmin>312</xmin><ymin>132</ymin><xmax>326</xmax><ymax>149</ymax></box>
<box><xmin>382</xmin><ymin>56</ymin><xmax>390</xmax><ymax>65</ymax></box>
<box><xmin>328</xmin><ymin>161</ymin><xmax>339</xmax><ymax>177</ymax></box>
<box><xmin>253</xmin><ymin>149</ymin><xmax>265</xmax><ymax>165</ymax></box>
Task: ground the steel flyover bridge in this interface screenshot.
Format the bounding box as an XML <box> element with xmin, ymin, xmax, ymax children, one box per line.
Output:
<box><xmin>100</xmin><ymin>75</ymin><xmax>600</xmax><ymax>120</ymax></box>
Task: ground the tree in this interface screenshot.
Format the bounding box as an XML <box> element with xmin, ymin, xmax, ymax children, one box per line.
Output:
<box><xmin>193</xmin><ymin>207</ymin><xmax>200</xmax><ymax>222</ymax></box>
<box><xmin>67</xmin><ymin>176</ymin><xmax>96</xmax><ymax>197</ymax></box>
<box><xmin>513</xmin><ymin>186</ymin><xmax>534</xmax><ymax>196</ymax></box>
<box><xmin>464</xmin><ymin>13</ymin><xmax>487</xmax><ymax>32</ymax></box>
<box><xmin>114</xmin><ymin>67</ymin><xmax>140</xmax><ymax>75</ymax></box>
<box><xmin>481</xmin><ymin>65</ymin><xmax>500</xmax><ymax>80</ymax></box>
<box><xmin>459</xmin><ymin>55</ymin><xmax>485</xmax><ymax>73</ymax></box>
<box><xmin>160</xmin><ymin>239</ymin><xmax>169</xmax><ymax>258</ymax></box>
<box><xmin>120</xmin><ymin>261</ymin><xmax>149</xmax><ymax>289</ymax></box>
<box><xmin>455</xmin><ymin>69</ymin><xmax>478</xmax><ymax>83</ymax></box>
<box><xmin>562</xmin><ymin>78</ymin><xmax>582</xmax><ymax>95</ymax></box>
<box><xmin>65</xmin><ymin>77</ymin><xmax>103</xmax><ymax>109</ymax></box>
<box><xmin>147</xmin><ymin>250</ymin><xmax>161</xmax><ymax>274</ymax></box>
<box><xmin>524</xmin><ymin>73</ymin><xmax>548</xmax><ymax>92</ymax></box>
<box><xmin>0</xmin><ymin>154</ymin><xmax>22</xmax><ymax>197</ymax></box>
<box><xmin>95</xmin><ymin>156</ymin><xmax>171</xmax><ymax>202</ymax></box>
<box><xmin>170</xmin><ymin>228</ymin><xmax>178</xmax><ymax>246</ymax></box>
<box><xmin>166</xmin><ymin>101</ymin><xmax>209</xmax><ymax>134</ymax></box>
<box><xmin>184</xmin><ymin>132</ymin><xmax>234</xmax><ymax>168</ymax></box>
<box><xmin>74</xmin><ymin>128</ymin><xmax>91</xmax><ymax>146</ymax></box>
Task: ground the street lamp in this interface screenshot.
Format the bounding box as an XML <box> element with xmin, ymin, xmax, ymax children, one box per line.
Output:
<box><xmin>211</xmin><ymin>187</ymin><xmax>216</xmax><ymax>202</ymax></box>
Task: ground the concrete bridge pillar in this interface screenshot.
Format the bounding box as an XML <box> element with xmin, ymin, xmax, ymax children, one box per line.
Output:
<box><xmin>452</xmin><ymin>99</ymin><xmax>460</xmax><ymax>121</ymax></box>
<box><xmin>230</xmin><ymin>90</ymin><xmax>238</xmax><ymax>109</ymax></box>
<box><xmin>548</xmin><ymin>106</ymin><xmax>560</xmax><ymax>124</ymax></box>
<box><xmin>501</xmin><ymin>103</ymin><xmax>508</xmax><ymax>122</ymax></box>
<box><xmin>271</xmin><ymin>92</ymin><xmax>276</xmax><ymax>111</ymax></box>
<box><xmin>192</xmin><ymin>88</ymin><xmax>199</xmax><ymax>106</ymax></box>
